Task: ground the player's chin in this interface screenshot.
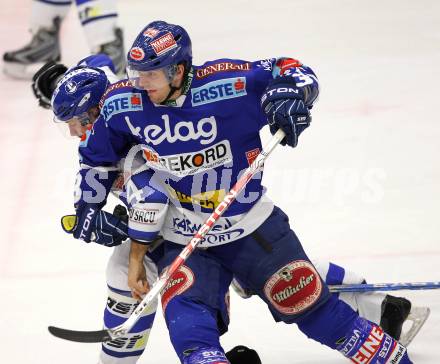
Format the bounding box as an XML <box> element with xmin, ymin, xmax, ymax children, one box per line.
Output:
<box><xmin>147</xmin><ymin>91</ymin><xmax>165</xmax><ymax>104</ymax></box>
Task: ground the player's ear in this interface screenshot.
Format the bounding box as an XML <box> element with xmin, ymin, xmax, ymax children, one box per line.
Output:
<box><xmin>171</xmin><ymin>64</ymin><xmax>185</xmax><ymax>87</ymax></box>
<box><xmin>176</xmin><ymin>64</ymin><xmax>185</xmax><ymax>77</ymax></box>
<box><xmin>88</xmin><ymin>106</ymin><xmax>100</xmax><ymax>122</ymax></box>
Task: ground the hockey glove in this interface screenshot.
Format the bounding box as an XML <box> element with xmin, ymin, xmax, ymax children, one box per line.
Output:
<box><xmin>31</xmin><ymin>61</ymin><xmax>67</xmax><ymax>109</ymax></box>
<box><xmin>61</xmin><ymin>204</ymin><xmax>129</xmax><ymax>247</ymax></box>
<box><xmin>261</xmin><ymin>78</ymin><xmax>311</xmax><ymax>147</ymax></box>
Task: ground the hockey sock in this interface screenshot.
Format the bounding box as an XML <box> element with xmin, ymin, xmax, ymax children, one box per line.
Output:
<box><xmin>165</xmin><ymin>296</ymin><xmax>226</xmax><ymax>363</ymax></box>
<box><xmin>315</xmin><ymin>261</ymin><xmax>384</xmax><ymax>324</ymax></box>
<box><xmin>75</xmin><ymin>0</ymin><xmax>118</xmax><ymax>49</ymax></box>
<box><xmin>30</xmin><ymin>0</ymin><xmax>71</xmax><ymax>32</ymax></box>
<box><xmin>297</xmin><ymin>295</ymin><xmax>412</xmax><ymax>363</ymax></box>
<box><xmin>99</xmin><ymin>288</ymin><xmax>156</xmax><ymax>363</ymax></box>
<box><xmin>183</xmin><ymin>347</ymin><xmax>230</xmax><ymax>364</ymax></box>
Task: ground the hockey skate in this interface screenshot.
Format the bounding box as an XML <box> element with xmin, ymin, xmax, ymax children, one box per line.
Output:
<box><xmin>380</xmin><ymin>294</ymin><xmax>430</xmax><ymax>347</ymax></box>
<box><xmin>96</xmin><ymin>27</ymin><xmax>125</xmax><ymax>76</ymax></box>
<box><xmin>3</xmin><ymin>17</ymin><xmax>61</xmax><ymax>80</ymax></box>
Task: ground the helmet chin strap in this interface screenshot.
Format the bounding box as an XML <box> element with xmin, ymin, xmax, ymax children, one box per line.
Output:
<box><xmin>160</xmin><ymin>83</ymin><xmax>181</xmax><ymax>105</ymax></box>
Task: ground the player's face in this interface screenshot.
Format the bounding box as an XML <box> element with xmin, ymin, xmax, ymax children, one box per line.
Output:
<box><xmin>67</xmin><ymin>119</ymin><xmax>88</xmax><ymax>137</ymax></box>
<box><xmin>66</xmin><ymin>107</ymin><xmax>99</xmax><ymax>138</ymax></box>
<box><xmin>137</xmin><ymin>69</ymin><xmax>172</xmax><ymax>104</ymax></box>
<box><xmin>128</xmin><ymin>64</ymin><xmax>185</xmax><ymax>104</ymax></box>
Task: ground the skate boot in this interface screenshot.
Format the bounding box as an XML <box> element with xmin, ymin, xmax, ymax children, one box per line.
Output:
<box><xmin>3</xmin><ymin>17</ymin><xmax>61</xmax><ymax>80</ymax></box>
<box><xmin>380</xmin><ymin>294</ymin><xmax>430</xmax><ymax>346</ymax></box>
<box><xmin>97</xmin><ymin>27</ymin><xmax>125</xmax><ymax>76</ymax></box>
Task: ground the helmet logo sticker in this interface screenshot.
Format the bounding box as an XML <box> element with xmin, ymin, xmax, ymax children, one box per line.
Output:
<box><xmin>130</xmin><ymin>47</ymin><xmax>145</xmax><ymax>61</ymax></box>
<box><xmin>78</xmin><ymin>92</ymin><xmax>91</xmax><ymax>107</ymax></box>
<box><xmin>65</xmin><ymin>80</ymin><xmax>78</xmax><ymax>94</ymax></box>
<box><xmin>143</xmin><ymin>28</ymin><xmax>159</xmax><ymax>38</ymax></box>
<box><xmin>151</xmin><ymin>32</ymin><xmax>177</xmax><ymax>56</ymax></box>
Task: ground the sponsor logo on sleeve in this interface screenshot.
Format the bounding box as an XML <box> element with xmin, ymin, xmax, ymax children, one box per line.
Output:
<box><xmin>142</xmin><ymin>139</ymin><xmax>232</xmax><ymax>177</ymax></box>
<box><xmin>257</xmin><ymin>58</ymin><xmax>276</xmax><ymax>71</ymax></box>
<box><xmin>195</xmin><ymin>62</ymin><xmax>251</xmax><ymax>79</ymax></box>
<box><xmin>276</xmin><ymin>58</ymin><xmax>303</xmax><ymax>75</ymax></box>
<box><xmin>161</xmin><ymin>265</ymin><xmax>195</xmax><ymax>311</ymax></box>
<box><xmin>102</xmin><ymin>92</ymin><xmax>143</xmax><ymax>120</ymax></box>
<box><xmin>151</xmin><ymin>32</ymin><xmax>177</xmax><ymax>56</ymax></box>
<box><xmin>264</xmin><ymin>260</ymin><xmax>322</xmax><ymax>315</ymax></box>
<box><xmin>129</xmin><ymin>208</ymin><xmax>158</xmax><ymax>225</ymax></box>
<box><xmin>245</xmin><ymin>148</ymin><xmax>260</xmax><ymax>165</ymax></box>
<box><xmin>191</xmin><ymin>77</ymin><xmax>247</xmax><ymax>106</ymax></box>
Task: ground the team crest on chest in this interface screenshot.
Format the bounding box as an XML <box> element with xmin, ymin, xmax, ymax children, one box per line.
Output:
<box><xmin>125</xmin><ymin>114</ymin><xmax>218</xmax><ymax>146</ymax></box>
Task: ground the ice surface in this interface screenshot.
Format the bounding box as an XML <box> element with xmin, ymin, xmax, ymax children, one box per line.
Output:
<box><xmin>0</xmin><ymin>0</ymin><xmax>439</xmax><ymax>362</ymax></box>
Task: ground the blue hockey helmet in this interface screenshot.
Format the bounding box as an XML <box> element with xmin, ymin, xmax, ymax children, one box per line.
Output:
<box><xmin>51</xmin><ymin>66</ymin><xmax>109</xmax><ymax>123</ymax></box>
<box><xmin>127</xmin><ymin>21</ymin><xmax>192</xmax><ymax>72</ymax></box>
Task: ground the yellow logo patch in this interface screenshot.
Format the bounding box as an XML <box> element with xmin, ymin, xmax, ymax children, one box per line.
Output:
<box><xmin>166</xmin><ymin>186</ymin><xmax>225</xmax><ymax>210</ymax></box>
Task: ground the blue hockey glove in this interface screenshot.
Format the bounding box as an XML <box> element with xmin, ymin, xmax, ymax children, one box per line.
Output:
<box><xmin>61</xmin><ymin>204</ymin><xmax>128</xmax><ymax>247</ymax></box>
<box><xmin>261</xmin><ymin>78</ymin><xmax>311</xmax><ymax>147</ymax></box>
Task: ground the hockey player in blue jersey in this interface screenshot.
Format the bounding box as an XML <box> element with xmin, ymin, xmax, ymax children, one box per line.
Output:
<box><xmin>33</xmin><ymin>54</ymin><xmax>264</xmax><ymax>364</ymax></box>
<box><xmin>68</xmin><ymin>21</ymin><xmax>417</xmax><ymax>363</ymax></box>
<box><xmin>41</xmin><ymin>30</ymin><xmax>426</xmax><ymax>358</ymax></box>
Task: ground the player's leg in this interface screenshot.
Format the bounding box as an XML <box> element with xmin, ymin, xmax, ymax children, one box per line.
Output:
<box><xmin>215</xmin><ymin>206</ymin><xmax>413</xmax><ymax>363</ymax></box>
<box><xmin>232</xmin><ymin>258</ymin><xmax>428</xmax><ymax>346</ymax></box>
<box><xmin>3</xmin><ymin>0</ymin><xmax>69</xmax><ymax>79</ymax></box>
<box><xmin>74</xmin><ymin>0</ymin><xmax>125</xmax><ymax>73</ymax></box>
<box><xmin>317</xmin><ymin>261</ymin><xmax>430</xmax><ymax>346</ymax></box>
<box><xmin>313</xmin><ymin>260</ymin><xmax>429</xmax><ymax>345</ymax></box>
<box><xmin>158</xmin><ymin>242</ymin><xmax>233</xmax><ymax>364</ymax></box>
<box><xmin>99</xmin><ymin>242</ymin><xmax>158</xmax><ymax>364</ymax></box>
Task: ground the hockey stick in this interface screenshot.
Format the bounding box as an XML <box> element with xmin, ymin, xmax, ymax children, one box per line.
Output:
<box><xmin>48</xmin><ymin>128</ymin><xmax>287</xmax><ymax>343</ymax></box>
<box><xmin>329</xmin><ymin>281</ymin><xmax>440</xmax><ymax>293</ymax></box>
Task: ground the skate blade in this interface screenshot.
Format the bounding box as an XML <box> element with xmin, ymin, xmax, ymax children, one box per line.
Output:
<box><xmin>399</xmin><ymin>306</ymin><xmax>430</xmax><ymax>346</ymax></box>
<box><xmin>3</xmin><ymin>61</ymin><xmax>45</xmax><ymax>80</ymax></box>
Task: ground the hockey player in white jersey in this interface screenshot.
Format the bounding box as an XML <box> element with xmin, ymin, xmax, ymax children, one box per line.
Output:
<box><xmin>3</xmin><ymin>0</ymin><xmax>125</xmax><ymax>79</ymax></box>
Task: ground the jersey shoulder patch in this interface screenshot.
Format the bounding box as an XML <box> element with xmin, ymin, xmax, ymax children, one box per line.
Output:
<box><xmin>194</xmin><ymin>58</ymin><xmax>252</xmax><ymax>80</ymax></box>
<box><xmin>99</xmin><ymin>79</ymin><xmax>136</xmax><ymax>108</ymax></box>
<box><xmin>99</xmin><ymin>80</ymin><xmax>146</xmax><ymax>121</ymax></box>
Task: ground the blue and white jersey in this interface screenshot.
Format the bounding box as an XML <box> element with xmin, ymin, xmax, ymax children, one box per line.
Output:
<box><xmin>76</xmin><ymin>57</ymin><xmax>319</xmax><ymax>247</ymax></box>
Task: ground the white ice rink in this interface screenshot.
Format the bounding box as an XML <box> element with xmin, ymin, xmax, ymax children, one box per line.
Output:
<box><xmin>1</xmin><ymin>0</ymin><xmax>439</xmax><ymax>362</ymax></box>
